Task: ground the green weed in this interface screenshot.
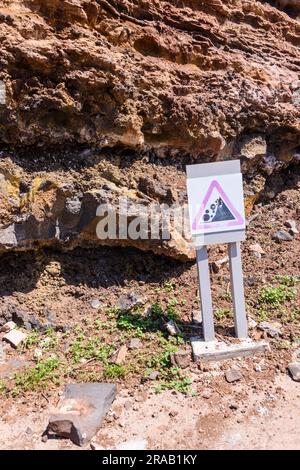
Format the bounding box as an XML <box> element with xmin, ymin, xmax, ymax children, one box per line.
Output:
<box><xmin>258</xmin><ymin>285</ymin><xmax>296</xmax><ymax>307</ymax></box>
<box><xmin>103</xmin><ymin>364</ymin><xmax>128</xmax><ymax>379</ymax></box>
<box><xmin>14</xmin><ymin>357</ymin><xmax>61</xmax><ymax>393</ymax></box>
<box><xmin>215</xmin><ymin>308</ymin><xmax>233</xmax><ymax>321</ymax></box>
<box><xmin>275</xmin><ymin>275</ymin><xmax>300</xmax><ymax>287</ymax></box>
<box><xmin>164</xmin><ymin>282</ymin><xmax>176</xmax><ymax>293</ymax></box>
<box><xmin>68</xmin><ymin>331</ymin><xmax>114</xmax><ymax>364</ymax></box>
<box><xmin>154</xmin><ymin>368</ymin><xmax>193</xmax><ymax>395</ymax></box>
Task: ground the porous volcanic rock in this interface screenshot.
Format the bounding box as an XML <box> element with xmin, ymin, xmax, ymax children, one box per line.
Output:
<box><xmin>0</xmin><ymin>1</ymin><xmax>299</xmax><ymax>259</ymax></box>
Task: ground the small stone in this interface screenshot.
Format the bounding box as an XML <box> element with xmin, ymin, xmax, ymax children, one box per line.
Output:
<box><xmin>142</xmin><ymin>305</ymin><xmax>152</xmax><ymax>317</ymax></box>
<box><xmin>192</xmin><ymin>310</ymin><xmax>202</xmax><ymax>325</ymax></box>
<box><xmin>272</xmin><ymin>230</ymin><xmax>293</xmax><ymax>242</ymax></box>
<box><xmin>201</xmin><ymin>390</ymin><xmax>212</xmax><ymax>399</ymax></box>
<box><xmin>225</xmin><ymin>368</ymin><xmax>242</xmax><ymax>383</ymax></box>
<box><xmin>211</xmin><ymin>256</ymin><xmax>229</xmax><ymax>274</ymax></box>
<box><xmin>229</xmin><ymin>402</ymin><xmax>239</xmax><ymax>410</ymax></box>
<box><xmin>145</xmin><ymin>371</ymin><xmax>160</xmax><ymax>381</ymax></box>
<box><xmin>248</xmin><ymin>317</ymin><xmax>257</xmax><ymax>329</ymax></box>
<box><xmin>128</xmin><ymin>338</ymin><xmax>142</xmax><ymax>350</ymax></box>
<box><xmin>111</xmin><ymin>345</ymin><xmax>128</xmax><ymax>365</ymax></box>
<box><xmin>117</xmin><ymin>292</ymin><xmax>145</xmax><ymax>311</ymax></box>
<box><xmin>26</xmin><ymin>427</ymin><xmax>33</xmax><ymax>435</ymax></box>
<box><xmin>165</xmin><ymin>319</ymin><xmax>180</xmax><ymax>336</ymax></box>
<box><xmin>0</xmin><ymin>321</ymin><xmax>16</xmax><ymax>333</ymax></box>
<box><xmin>284</xmin><ymin>220</ymin><xmax>299</xmax><ymax>234</ymax></box>
<box><xmin>41</xmin><ymin>434</ymin><xmax>48</xmax><ymax>443</ymax></box>
<box><xmin>254</xmin><ymin>365</ymin><xmax>262</xmax><ymax>372</ymax></box>
<box><xmin>288</xmin><ymin>362</ymin><xmax>300</xmax><ymax>382</ymax></box>
<box><xmin>249</xmin><ymin>243</ymin><xmax>265</xmax><ymax>255</ymax></box>
<box><xmin>170</xmin><ymin>350</ymin><xmax>191</xmax><ymax>369</ymax></box>
<box><xmin>258</xmin><ymin>321</ymin><xmax>282</xmax><ymax>338</ymax></box>
<box><xmin>169</xmin><ymin>410</ymin><xmax>178</xmax><ymax>417</ymax></box>
<box><xmin>3</xmin><ymin>329</ymin><xmax>27</xmax><ymax>348</ymax></box>
<box><xmin>90</xmin><ymin>299</ymin><xmax>102</xmax><ymax>310</ymax></box>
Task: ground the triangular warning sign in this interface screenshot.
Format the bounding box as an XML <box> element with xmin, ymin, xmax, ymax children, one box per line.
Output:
<box><xmin>192</xmin><ymin>180</ymin><xmax>244</xmax><ymax>231</ymax></box>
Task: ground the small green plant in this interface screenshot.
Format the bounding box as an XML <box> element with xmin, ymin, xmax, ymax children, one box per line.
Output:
<box><xmin>275</xmin><ymin>275</ymin><xmax>300</xmax><ymax>287</ymax></box>
<box><xmin>116</xmin><ymin>308</ymin><xmax>161</xmax><ymax>336</ymax></box>
<box><xmin>282</xmin><ymin>308</ymin><xmax>300</xmax><ymax>323</ymax></box>
<box><xmin>154</xmin><ymin>368</ymin><xmax>193</xmax><ymax>395</ymax></box>
<box><xmin>14</xmin><ymin>357</ymin><xmax>61</xmax><ymax>393</ymax></box>
<box><xmin>24</xmin><ymin>330</ymin><xmax>40</xmax><ymax>348</ymax></box>
<box><xmin>103</xmin><ymin>364</ymin><xmax>128</xmax><ymax>379</ymax></box>
<box><xmin>256</xmin><ymin>308</ymin><xmax>269</xmax><ymax>322</ymax></box>
<box><xmin>166</xmin><ymin>299</ymin><xmax>179</xmax><ymax>320</ymax></box>
<box><xmin>258</xmin><ymin>285</ymin><xmax>296</xmax><ymax>307</ymax></box>
<box><xmin>215</xmin><ymin>308</ymin><xmax>233</xmax><ymax>321</ymax></box>
<box><xmin>148</xmin><ymin>336</ymin><xmax>181</xmax><ymax>370</ymax></box>
<box><xmin>164</xmin><ymin>282</ymin><xmax>176</xmax><ymax>293</ymax></box>
<box><xmin>221</xmin><ymin>292</ymin><xmax>232</xmax><ymax>302</ymax></box>
<box><xmin>68</xmin><ymin>330</ymin><xmax>114</xmax><ymax>364</ymax></box>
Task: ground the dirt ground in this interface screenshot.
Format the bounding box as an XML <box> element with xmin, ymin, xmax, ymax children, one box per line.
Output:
<box><xmin>0</xmin><ymin>165</ymin><xmax>299</xmax><ymax>450</ymax></box>
<box><xmin>0</xmin><ymin>374</ymin><xmax>299</xmax><ymax>450</ymax></box>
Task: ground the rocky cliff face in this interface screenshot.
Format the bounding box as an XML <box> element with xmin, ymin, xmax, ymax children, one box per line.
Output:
<box><xmin>0</xmin><ymin>0</ymin><xmax>299</xmax><ymax>260</ymax></box>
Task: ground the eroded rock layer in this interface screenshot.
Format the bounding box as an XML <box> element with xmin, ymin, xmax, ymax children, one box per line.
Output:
<box><xmin>0</xmin><ymin>0</ymin><xmax>300</xmax><ymax>259</ymax></box>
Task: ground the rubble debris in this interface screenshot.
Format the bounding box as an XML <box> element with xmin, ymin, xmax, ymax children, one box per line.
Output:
<box><xmin>144</xmin><ymin>371</ymin><xmax>160</xmax><ymax>381</ymax></box>
<box><xmin>258</xmin><ymin>321</ymin><xmax>282</xmax><ymax>338</ymax></box>
<box><xmin>46</xmin><ymin>383</ymin><xmax>116</xmax><ymax>446</ymax></box>
<box><xmin>211</xmin><ymin>256</ymin><xmax>229</xmax><ymax>273</ymax></box>
<box><xmin>170</xmin><ymin>350</ymin><xmax>191</xmax><ymax>369</ymax></box>
<box><xmin>111</xmin><ymin>345</ymin><xmax>128</xmax><ymax>364</ymax></box>
<box><xmin>117</xmin><ymin>292</ymin><xmax>145</xmax><ymax>311</ymax></box>
<box><xmin>90</xmin><ymin>299</ymin><xmax>102</xmax><ymax>310</ymax></box>
<box><xmin>249</xmin><ymin>243</ymin><xmax>265</xmax><ymax>258</ymax></box>
<box><xmin>272</xmin><ymin>230</ymin><xmax>293</xmax><ymax>242</ymax></box>
<box><xmin>192</xmin><ymin>310</ymin><xmax>202</xmax><ymax>325</ymax></box>
<box><xmin>284</xmin><ymin>220</ymin><xmax>299</xmax><ymax>235</ymax></box>
<box><xmin>225</xmin><ymin>368</ymin><xmax>242</xmax><ymax>383</ymax></box>
<box><xmin>3</xmin><ymin>329</ymin><xmax>27</xmax><ymax>348</ymax></box>
<box><xmin>165</xmin><ymin>319</ymin><xmax>181</xmax><ymax>336</ymax></box>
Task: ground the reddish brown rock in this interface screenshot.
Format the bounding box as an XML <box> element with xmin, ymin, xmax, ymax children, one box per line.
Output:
<box><xmin>0</xmin><ymin>1</ymin><xmax>299</xmax><ymax>260</ymax></box>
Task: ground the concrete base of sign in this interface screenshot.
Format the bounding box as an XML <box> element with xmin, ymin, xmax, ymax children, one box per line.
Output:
<box><xmin>191</xmin><ymin>337</ymin><xmax>269</xmax><ymax>362</ymax></box>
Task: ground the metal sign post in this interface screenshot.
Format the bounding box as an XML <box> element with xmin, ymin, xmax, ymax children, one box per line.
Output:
<box><xmin>187</xmin><ymin>160</ymin><xmax>268</xmax><ymax>360</ymax></box>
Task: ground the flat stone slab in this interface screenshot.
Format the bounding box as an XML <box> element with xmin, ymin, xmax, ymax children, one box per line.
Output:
<box><xmin>3</xmin><ymin>329</ymin><xmax>27</xmax><ymax>348</ymax></box>
<box><xmin>47</xmin><ymin>383</ymin><xmax>116</xmax><ymax>446</ymax></box>
<box><xmin>191</xmin><ymin>337</ymin><xmax>269</xmax><ymax>362</ymax></box>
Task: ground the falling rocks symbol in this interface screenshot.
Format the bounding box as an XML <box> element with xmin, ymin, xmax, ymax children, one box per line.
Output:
<box><xmin>202</xmin><ymin>197</ymin><xmax>235</xmax><ymax>223</ymax></box>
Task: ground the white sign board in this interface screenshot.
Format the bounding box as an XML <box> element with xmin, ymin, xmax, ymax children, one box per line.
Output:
<box><xmin>186</xmin><ymin>160</ymin><xmax>245</xmax><ymax>243</ymax></box>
